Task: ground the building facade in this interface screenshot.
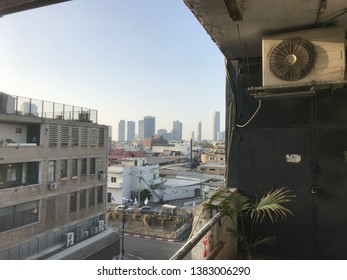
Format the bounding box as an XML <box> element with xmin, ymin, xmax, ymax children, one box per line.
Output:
<box><xmin>212</xmin><ymin>111</ymin><xmax>220</xmax><ymax>141</ymax></box>
<box><xmin>143</xmin><ymin>116</ymin><xmax>155</xmax><ymax>139</ymax></box>
<box><xmin>197</xmin><ymin>121</ymin><xmax>202</xmax><ymax>143</ymax></box>
<box><xmin>172</xmin><ymin>120</ymin><xmax>183</xmax><ymax>141</ymax></box>
<box><xmin>126</xmin><ymin>121</ymin><xmax>135</xmax><ymax>142</ymax></box>
<box><xmin>0</xmin><ymin>93</ymin><xmax>113</xmax><ymax>260</ymax></box>
<box><xmin>138</xmin><ymin>120</ymin><xmax>144</xmax><ymax>142</ymax></box>
<box><xmin>118</xmin><ymin>120</ymin><xmax>125</xmax><ymax>142</ymax></box>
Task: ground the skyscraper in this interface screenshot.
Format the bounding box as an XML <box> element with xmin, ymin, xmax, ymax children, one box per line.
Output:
<box><xmin>172</xmin><ymin>120</ymin><xmax>183</xmax><ymax>141</ymax></box>
<box><xmin>197</xmin><ymin>121</ymin><xmax>202</xmax><ymax>142</ymax></box>
<box><xmin>138</xmin><ymin>120</ymin><xmax>144</xmax><ymax>142</ymax></box>
<box><xmin>143</xmin><ymin>116</ymin><xmax>155</xmax><ymax>139</ymax></box>
<box><xmin>127</xmin><ymin>121</ymin><xmax>135</xmax><ymax>141</ymax></box>
<box><xmin>212</xmin><ymin>111</ymin><xmax>220</xmax><ymax>141</ymax></box>
<box><xmin>118</xmin><ymin>120</ymin><xmax>125</xmax><ymax>141</ymax></box>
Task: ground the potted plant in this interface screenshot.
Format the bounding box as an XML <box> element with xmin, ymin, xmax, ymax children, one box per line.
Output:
<box><xmin>204</xmin><ymin>187</ymin><xmax>295</xmax><ymax>259</ymax></box>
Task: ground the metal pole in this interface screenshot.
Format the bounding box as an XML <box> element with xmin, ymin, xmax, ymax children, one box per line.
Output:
<box><xmin>169</xmin><ymin>211</ymin><xmax>224</xmax><ymax>260</ymax></box>
<box><xmin>121</xmin><ymin>206</ymin><xmax>125</xmax><ymax>259</ymax></box>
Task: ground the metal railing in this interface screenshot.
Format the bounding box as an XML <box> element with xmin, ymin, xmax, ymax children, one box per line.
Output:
<box><xmin>170</xmin><ymin>211</ymin><xmax>224</xmax><ymax>260</ymax></box>
<box><xmin>0</xmin><ymin>93</ymin><xmax>98</xmax><ymax>123</ymax></box>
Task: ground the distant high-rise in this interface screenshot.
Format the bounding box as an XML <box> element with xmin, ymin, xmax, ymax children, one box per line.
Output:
<box><xmin>212</xmin><ymin>111</ymin><xmax>220</xmax><ymax>141</ymax></box>
<box><xmin>118</xmin><ymin>120</ymin><xmax>126</xmax><ymax>141</ymax></box>
<box><xmin>172</xmin><ymin>120</ymin><xmax>183</xmax><ymax>141</ymax></box>
<box><xmin>217</xmin><ymin>131</ymin><xmax>225</xmax><ymax>141</ymax></box>
<box><xmin>157</xmin><ymin>129</ymin><xmax>167</xmax><ymax>135</ymax></box>
<box><xmin>108</xmin><ymin>125</ymin><xmax>113</xmax><ymax>152</ymax></box>
<box><xmin>127</xmin><ymin>121</ymin><xmax>135</xmax><ymax>141</ymax></box>
<box><xmin>138</xmin><ymin>120</ymin><xmax>144</xmax><ymax>141</ymax></box>
<box><xmin>197</xmin><ymin>121</ymin><xmax>202</xmax><ymax>142</ymax></box>
<box><xmin>143</xmin><ymin>116</ymin><xmax>155</xmax><ymax>138</ymax></box>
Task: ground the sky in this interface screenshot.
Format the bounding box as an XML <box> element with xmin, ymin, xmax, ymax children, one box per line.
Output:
<box><xmin>0</xmin><ymin>0</ymin><xmax>226</xmax><ymax>141</ymax></box>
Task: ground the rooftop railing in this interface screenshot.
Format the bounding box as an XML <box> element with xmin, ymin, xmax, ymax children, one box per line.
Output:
<box><xmin>0</xmin><ymin>93</ymin><xmax>98</xmax><ymax>123</ymax></box>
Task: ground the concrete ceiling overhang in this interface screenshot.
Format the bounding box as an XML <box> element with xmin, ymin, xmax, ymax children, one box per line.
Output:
<box><xmin>184</xmin><ymin>0</ymin><xmax>347</xmax><ymax>59</ymax></box>
<box><xmin>0</xmin><ymin>0</ymin><xmax>70</xmax><ymax>16</ymax></box>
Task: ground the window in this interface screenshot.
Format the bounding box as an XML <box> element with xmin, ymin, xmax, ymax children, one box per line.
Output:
<box><xmin>89</xmin><ymin>188</ymin><xmax>95</xmax><ymax>207</ymax></box>
<box><xmin>90</xmin><ymin>158</ymin><xmax>96</xmax><ymax>175</ymax></box>
<box><xmin>48</xmin><ymin>161</ymin><xmax>56</xmax><ymax>182</ymax></box>
<box><xmin>61</xmin><ymin>159</ymin><xmax>68</xmax><ymax>179</ymax></box>
<box><xmin>49</xmin><ymin>124</ymin><xmax>58</xmax><ymax>147</ymax></box>
<box><xmin>97</xmin><ymin>186</ymin><xmax>103</xmax><ymax>204</ymax></box>
<box><xmin>99</xmin><ymin>127</ymin><xmax>105</xmax><ymax>146</ymax></box>
<box><xmin>81</xmin><ymin>158</ymin><xmax>87</xmax><ymax>177</ymax></box>
<box><xmin>71</xmin><ymin>159</ymin><xmax>78</xmax><ymax>178</ymax></box>
<box><xmin>0</xmin><ymin>201</ymin><xmax>39</xmax><ymax>233</ymax></box>
<box><xmin>61</xmin><ymin>125</ymin><xmax>69</xmax><ymax>147</ymax></box>
<box><xmin>70</xmin><ymin>192</ymin><xmax>77</xmax><ymax>212</ymax></box>
<box><xmin>80</xmin><ymin>189</ymin><xmax>87</xmax><ymax>209</ymax></box>
<box><xmin>90</xmin><ymin>128</ymin><xmax>97</xmax><ymax>146</ymax></box>
<box><xmin>111</xmin><ymin>177</ymin><xmax>117</xmax><ymax>183</ymax></box>
<box><xmin>81</xmin><ymin>127</ymin><xmax>89</xmax><ymax>146</ymax></box>
<box><xmin>58</xmin><ymin>194</ymin><xmax>67</xmax><ymax>217</ymax></box>
<box><xmin>47</xmin><ymin>197</ymin><xmax>56</xmax><ymax>221</ymax></box>
<box><xmin>6</xmin><ymin>166</ymin><xmax>16</xmax><ymax>182</ymax></box>
<box><xmin>72</xmin><ymin>126</ymin><xmax>79</xmax><ymax>147</ymax></box>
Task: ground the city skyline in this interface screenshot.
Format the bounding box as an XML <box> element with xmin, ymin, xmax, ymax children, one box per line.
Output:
<box><xmin>0</xmin><ymin>1</ymin><xmax>225</xmax><ymax>140</ymax></box>
<box><xmin>115</xmin><ymin>115</ymin><xmax>222</xmax><ymax>142</ymax></box>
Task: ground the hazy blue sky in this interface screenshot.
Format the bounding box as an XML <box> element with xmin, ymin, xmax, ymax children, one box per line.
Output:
<box><xmin>0</xmin><ymin>0</ymin><xmax>225</xmax><ymax>140</ymax></box>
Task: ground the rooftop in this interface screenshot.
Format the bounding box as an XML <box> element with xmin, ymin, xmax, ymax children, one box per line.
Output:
<box><xmin>0</xmin><ymin>92</ymin><xmax>98</xmax><ymax>123</ymax></box>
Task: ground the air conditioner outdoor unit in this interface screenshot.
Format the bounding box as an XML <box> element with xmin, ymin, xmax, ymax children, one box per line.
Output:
<box><xmin>65</xmin><ymin>232</ymin><xmax>74</xmax><ymax>247</ymax></box>
<box><xmin>98</xmin><ymin>220</ymin><xmax>105</xmax><ymax>232</ymax></box>
<box><xmin>49</xmin><ymin>182</ymin><xmax>58</xmax><ymax>190</ymax></box>
<box><xmin>98</xmin><ymin>173</ymin><xmax>106</xmax><ymax>180</ymax></box>
<box><xmin>262</xmin><ymin>26</ymin><xmax>346</xmax><ymax>87</ymax></box>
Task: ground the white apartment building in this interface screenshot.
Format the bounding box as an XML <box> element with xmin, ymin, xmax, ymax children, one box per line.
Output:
<box><xmin>107</xmin><ymin>158</ymin><xmax>202</xmax><ymax>204</ymax></box>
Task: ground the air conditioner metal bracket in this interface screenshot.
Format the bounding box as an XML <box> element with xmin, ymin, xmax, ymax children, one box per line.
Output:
<box><xmin>248</xmin><ymin>80</ymin><xmax>347</xmax><ymax>100</ymax></box>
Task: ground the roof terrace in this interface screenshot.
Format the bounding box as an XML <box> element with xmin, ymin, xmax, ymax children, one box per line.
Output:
<box><xmin>0</xmin><ymin>92</ymin><xmax>98</xmax><ymax>123</ymax></box>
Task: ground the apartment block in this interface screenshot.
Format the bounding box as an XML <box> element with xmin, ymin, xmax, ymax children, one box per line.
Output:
<box><xmin>0</xmin><ymin>93</ymin><xmax>117</xmax><ymax>260</ymax></box>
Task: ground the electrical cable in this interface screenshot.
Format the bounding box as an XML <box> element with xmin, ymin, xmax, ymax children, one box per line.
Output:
<box><xmin>236</xmin><ymin>99</ymin><xmax>261</xmax><ymax>128</ymax></box>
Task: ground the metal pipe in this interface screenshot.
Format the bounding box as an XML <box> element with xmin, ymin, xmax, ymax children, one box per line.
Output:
<box><xmin>206</xmin><ymin>242</ymin><xmax>224</xmax><ymax>260</ymax></box>
<box><xmin>170</xmin><ymin>211</ymin><xmax>224</xmax><ymax>260</ymax></box>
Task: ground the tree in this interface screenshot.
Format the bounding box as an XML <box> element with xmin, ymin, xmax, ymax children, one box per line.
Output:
<box><xmin>139</xmin><ymin>189</ymin><xmax>152</xmax><ymax>204</ymax></box>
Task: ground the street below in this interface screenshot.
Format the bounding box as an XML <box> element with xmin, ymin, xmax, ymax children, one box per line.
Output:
<box><xmin>118</xmin><ymin>235</ymin><xmax>190</xmax><ymax>260</ymax></box>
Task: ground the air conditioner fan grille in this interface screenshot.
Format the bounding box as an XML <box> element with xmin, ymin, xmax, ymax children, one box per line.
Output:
<box><xmin>268</xmin><ymin>38</ymin><xmax>316</xmax><ymax>82</ymax></box>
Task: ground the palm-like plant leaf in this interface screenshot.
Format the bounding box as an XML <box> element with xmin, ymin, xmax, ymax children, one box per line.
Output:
<box><xmin>227</xmin><ymin>227</ymin><xmax>247</xmax><ymax>243</ymax></box>
<box><xmin>224</xmin><ymin>192</ymin><xmax>253</xmax><ymax>216</ymax></box>
<box><xmin>252</xmin><ymin>236</ymin><xmax>276</xmax><ymax>248</ymax></box>
<box><xmin>251</xmin><ymin>187</ymin><xmax>295</xmax><ymax>224</ymax></box>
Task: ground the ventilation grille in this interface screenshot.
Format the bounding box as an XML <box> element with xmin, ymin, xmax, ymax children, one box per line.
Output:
<box><xmin>268</xmin><ymin>38</ymin><xmax>316</xmax><ymax>82</ymax></box>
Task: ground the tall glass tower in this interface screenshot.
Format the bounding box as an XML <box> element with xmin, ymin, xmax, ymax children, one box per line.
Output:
<box><xmin>143</xmin><ymin>116</ymin><xmax>155</xmax><ymax>139</ymax></box>
<box><xmin>197</xmin><ymin>121</ymin><xmax>202</xmax><ymax>142</ymax></box>
<box><xmin>127</xmin><ymin>121</ymin><xmax>135</xmax><ymax>141</ymax></box>
<box><xmin>118</xmin><ymin>120</ymin><xmax>126</xmax><ymax>141</ymax></box>
<box><xmin>212</xmin><ymin>111</ymin><xmax>220</xmax><ymax>141</ymax></box>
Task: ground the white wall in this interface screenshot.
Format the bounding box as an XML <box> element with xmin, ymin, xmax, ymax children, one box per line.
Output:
<box><xmin>0</xmin><ymin>123</ymin><xmax>27</xmax><ymax>143</ymax></box>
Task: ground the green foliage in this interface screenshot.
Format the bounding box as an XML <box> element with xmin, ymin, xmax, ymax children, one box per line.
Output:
<box><xmin>139</xmin><ymin>189</ymin><xmax>152</xmax><ymax>203</ymax></box>
<box><xmin>204</xmin><ymin>187</ymin><xmax>295</xmax><ymax>259</ymax></box>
